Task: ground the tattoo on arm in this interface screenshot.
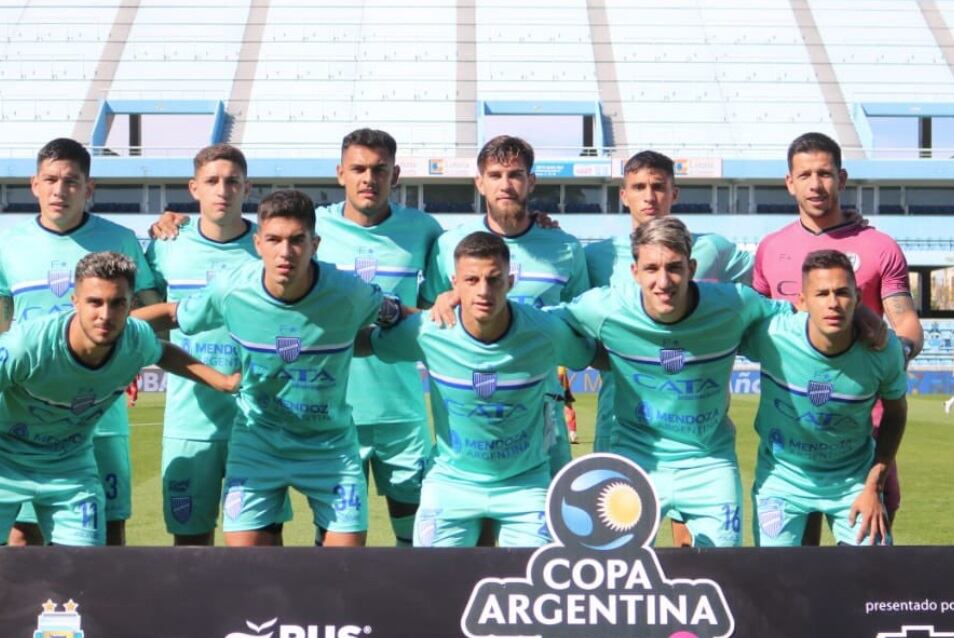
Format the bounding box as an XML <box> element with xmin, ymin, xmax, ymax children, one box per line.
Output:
<box><xmin>883</xmin><ymin>294</ymin><xmax>915</xmax><ymax>321</ymax></box>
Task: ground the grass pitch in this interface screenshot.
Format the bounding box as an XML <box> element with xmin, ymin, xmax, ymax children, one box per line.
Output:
<box><xmin>126</xmin><ymin>393</ymin><xmax>954</xmax><ymax>547</ymax></box>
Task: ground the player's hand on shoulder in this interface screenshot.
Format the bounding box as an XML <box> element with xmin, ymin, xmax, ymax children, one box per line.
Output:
<box><xmin>429</xmin><ymin>290</ymin><xmax>460</xmax><ymax>327</ymax></box>
<box><xmin>149</xmin><ymin>211</ymin><xmax>190</xmax><ymax>240</ymax></box>
<box><xmin>853</xmin><ymin>305</ymin><xmax>888</xmax><ymax>351</ymax></box>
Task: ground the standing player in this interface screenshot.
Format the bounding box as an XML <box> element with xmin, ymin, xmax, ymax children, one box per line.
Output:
<box><xmin>423</xmin><ymin>135</ymin><xmax>590</xmax><ymax>475</ymax></box>
<box><xmin>0</xmin><ymin>138</ymin><xmax>162</xmax><ymax>546</ymax></box>
<box><xmin>554</xmin><ymin>217</ymin><xmax>798</xmax><ymax>547</ymax></box>
<box><xmin>145</xmin><ymin>143</ymin><xmax>272</xmax><ymax>545</ymax></box>
<box><xmin>315</xmin><ymin>129</ymin><xmax>443</xmax><ymax>546</ymax></box>
<box><xmin>0</xmin><ymin>252</ymin><xmax>238</xmax><ymax>545</ymax></box>
<box><xmin>585</xmin><ymin>150</ymin><xmax>753</xmax><ymax>546</ymax></box>
<box><xmin>134</xmin><ymin>190</ymin><xmax>402</xmax><ymax>547</ymax></box>
<box><xmin>362</xmin><ymin>232</ymin><xmax>595</xmax><ymax>547</ymax></box>
<box><xmin>754</xmin><ymin>132</ymin><xmax>923</xmax><ymax>539</ymax></box>
<box><xmin>742</xmin><ymin>250</ymin><xmax>907</xmax><ymax>546</ymax></box>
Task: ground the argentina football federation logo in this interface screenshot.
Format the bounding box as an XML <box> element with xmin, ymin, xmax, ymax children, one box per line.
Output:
<box><xmin>807</xmin><ymin>379</ymin><xmax>833</xmax><ymax>406</ymax></box>
<box><xmin>47</xmin><ymin>260</ymin><xmax>72</xmax><ymax>297</ymax></box>
<box><xmin>462</xmin><ymin>454</ymin><xmax>734</xmax><ymax>638</ymax></box>
<box><xmin>660</xmin><ymin>347</ymin><xmax>686</xmax><ymax>374</ymax></box>
<box><xmin>472</xmin><ymin>370</ymin><xmax>497</xmax><ymax>399</ymax></box>
<box><xmin>354</xmin><ymin>250</ymin><xmax>378</xmax><ymax>283</ymax></box>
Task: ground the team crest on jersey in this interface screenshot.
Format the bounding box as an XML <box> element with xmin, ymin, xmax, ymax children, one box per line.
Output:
<box><xmin>807</xmin><ymin>380</ymin><xmax>832</xmax><ymax>406</ymax></box>
<box><xmin>171</xmin><ymin>496</ymin><xmax>192</xmax><ymax>523</ymax></box>
<box><xmin>70</xmin><ymin>390</ymin><xmax>97</xmax><ymax>415</ymax></box>
<box><xmin>509</xmin><ymin>261</ymin><xmax>521</xmax><ymax>286</ymax></box>
<box><xmin>758</xmin><ymin>497</ymin><xmax>786</xmax><ymax>539</ymax></box>
<box><xmin>276</xmin><ymin>336</ymin><xmax>302</xmax><ymax>363</ymax></box>
<box><xmin>48</xmin><ymin>260</ymin><xmax>72</xmax><ymax>297</ymax></box>
<box><xmin>355</xmin><ymin>251</ymin><xmax>378</xmax><ymax>283</ymax></box>
<box><xmin>472</xmin><ymin>371</ymin><xmax>497</xmax><ymax>399</ymax></box>
<box><xmin>845</xmin><ymin>252</ymin><xmax>861</xmax><ymax>271</ymax></box>
<box><xmin>659</xmin><ymin>348</ymin><xmax>685</xmax><ymax>374</ymax></box>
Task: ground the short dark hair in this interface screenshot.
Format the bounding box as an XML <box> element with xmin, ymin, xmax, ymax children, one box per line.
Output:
<box><xmin>193</xmin><ymin>143</ymin><xmax>248</xmax><ymax>176</ymax></box>
<box><xmin>631</xmin><ymin>216</ymin><xmax>693</xmax><ymax>263</ymax></box>
<box><xmin>37</xmin><ymin>138</ymin><xmax>91</xmax><ymax>178</ymax></box>
<box><xmin>787</xmin><ymin>132</ymin><xmax>842</xmax><ymax>171</ymax></box>
<box><xmin>453</xmin><ymin>231</ymin><xmax>510</xmax><ymax>265</ymax></box>
<box><xmin>477</xmin><ymin>135</ymin><xmax>534</xmax><ymax>173</ymax></box>
<box><xmin>801</xmin><ymin>249</ymin><xmax>856</xmax><ymax>288</ymax></box>
<box><xmin>74</xmin><ymin>251</ymin><xmax>136</xmax><ymax>290</ymax></box>
<box><xmin>257</xmin><ymin>189</ymin><xmax>316</xmax><ymax>231</ymax></box>
<box><xmin>341</xmin><ymin>128</ymin><xmax>397</xmax><ymax>160</ymax></box>
<box><xmin>623</xmin><ymin>150</ymin><xmax>675</xmax><ymax>180</ymax></box>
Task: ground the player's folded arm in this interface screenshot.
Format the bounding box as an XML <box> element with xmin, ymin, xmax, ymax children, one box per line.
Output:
<box><xmin>156</xmin><ymin>342</ymin><xmax>239</xmax><ymax>393</ymax></box>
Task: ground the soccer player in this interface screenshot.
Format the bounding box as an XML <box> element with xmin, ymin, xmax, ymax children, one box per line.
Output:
<box><xmin>314</xmin><ymin>129</ymin><xmax>443</xmax><ymax>547</ymax></box>
<box><xmin>422</xmin><ymin>135</ymin><xmax>590</xmax><ymax>476</ymax></box>
<box><xmin>133</xmin><ymin>189</ymin><xmax>402</xmax><ymax>547</ymax></box>
<box><xmin>553</xmin><ymin>217</ymin><xmax>799</xmax><ymax>547</ymax></box>
<box><xmin>361</xmin><ymin>232</ymin><xmax>595</xmax><ymax>547</ymax></box>
<box><xmin>0</xmin><ymin>252</ymin><xmax>238</xmax><ymax>546</ymax></box>
<box><xmin>742</xmin><ymin>250</ymin><xmax>907</xmax><ymax>546</ymax></box>
<box><xmin>753</xmin><ymin>132</ymin><xmax>923</xmax><ymax>540</ymax></box>
<box><xmin>585</xmin><ymin>150</ymin><xmax>753</xmax><ymax>546</ymax></box>
<box><xmin>145</xmin><ymin>143</ymin><xmax>275</xmax><ymax>546</ymax></box>
<box><xmin>0</xmin><ymin>138</ymin><xmax>162</xmax><ymax>546</ymax></box>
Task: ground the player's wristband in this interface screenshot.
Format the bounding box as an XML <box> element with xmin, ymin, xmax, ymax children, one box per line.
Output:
<box><xmin>376</xmin><ymin>294</ymin><xmax>403</xmax><ymax>329</ymax></box>
<box><xmin>899</xmin><ymin>337</ymin><xmax>915</xmax><ymax>365</ymax></box>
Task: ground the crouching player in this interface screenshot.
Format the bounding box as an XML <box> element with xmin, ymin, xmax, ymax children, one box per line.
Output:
<box><xmin>359</xmin><ymin>232</ymin><xmax>595</xmax><ymax>547</ymax></box>
<box><xmin>134</xmin><ymin>190</ymin><xmax>403</xmax><ymax>547</ymax></box>
<box><xmin>741</xmin><ymin>249</ymin><xmax>907</xmax><ymax>546</ymax></box>
<box><xmin>0</xmin><ymin>252</ymin><xmax>238</xmax><ymax>545</ymax></box>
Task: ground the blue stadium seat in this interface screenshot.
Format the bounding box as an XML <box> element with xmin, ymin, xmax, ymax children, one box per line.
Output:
<box><xmin>3</xmin><ymin>203</ymin><xmax>40</xmax><ymax>213</ymax></box>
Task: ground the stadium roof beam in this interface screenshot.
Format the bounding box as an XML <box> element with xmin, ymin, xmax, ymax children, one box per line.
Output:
<box><xmin>586</xmin><ymin>0</ymin><xmax>627</xmax><ymax>151</ymax></box>
<box><xmin>227</xmin><ymin>0</ymin><xmax>271</xmax><ymax>145</ymax></box>
<box><xmin>790</xmin><ymin>0</ymin><xmax>864</xmax><ymax>158</ymax></box>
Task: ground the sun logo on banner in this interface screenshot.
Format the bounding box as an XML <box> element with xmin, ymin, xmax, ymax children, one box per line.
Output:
<box><xmin>462</xmin><ymin>454</ymin><xmax>735</xmax><ymax>638</ymax></box>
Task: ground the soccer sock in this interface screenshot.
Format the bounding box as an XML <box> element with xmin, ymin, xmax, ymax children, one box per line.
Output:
<box><xmin>391</xmin><ymin>514</ymin><xmax>415</xmax><ymax>547</ymax></box>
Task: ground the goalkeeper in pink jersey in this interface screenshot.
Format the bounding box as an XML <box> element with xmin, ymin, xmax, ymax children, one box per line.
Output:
<box><xmin>753</xmin><ymin>132</ymin><xmax>922</xmax><ymax>543</ymax></box>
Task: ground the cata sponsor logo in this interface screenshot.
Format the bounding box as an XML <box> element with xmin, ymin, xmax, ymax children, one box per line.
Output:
<box><xmin>462</xmin><ymin>454</ymin><xmax>734</xmax><ymax>638</ymax></box>
<box><xmin>225</xmin><ymin>617</ymin><xmax>372</xmax><ymax>638</ymax></box>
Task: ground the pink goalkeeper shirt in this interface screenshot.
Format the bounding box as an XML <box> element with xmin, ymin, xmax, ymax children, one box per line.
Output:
<box><xmin>753</xmin><ymin>219</ymin><xmax>911</xmax><ymax>314</ymax></box>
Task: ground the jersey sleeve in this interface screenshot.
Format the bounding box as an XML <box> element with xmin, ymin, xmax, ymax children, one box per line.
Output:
<box><xmin>0</xmin><ymin>254</ymin><xmax>10</xmax><ymax>298</ymax></box>
<box><xmin>752</xmin><ymin>240</ymin><xmax>771</xmax><ymax>296</ymax></box>
<box><xmin>127</xmin><ymin>317</ymin><xmax>164</xmax><ymax>367</ymax></box>
<box><xmin>878</xmin><ymin>237</ymin><xmax>912</xmax><ymax>299</ymax></box>
<box><xmin>349</xmin><ymin>276</ymin><xmax>385</xmax><ymax>328</ymax></box>
<box><xmin>0</xmin><ymin>326</ymin><xmax>29</xmax><ymax>387</ymax></box>
<box><xmin>738</xmin><ymin>314</ymin><xmax>777</xmax><ymax>363</ymax></box>
<box><xmin>738</xmin><ymin>284</ymin><xmax>792</xmax><ymax>328</ymax></box>
<box><xmin>878</xmin><ymin>334</ymin><xmax>908</xmax><ymax>400</ymax></box>
<box><xmin>539</xmin><ymin>311</ymin><xmax>596</xmax><ymax>370</ymax></box>
<box><xmin>420</xmin><ymin>233</ymin><xmax>453</xmax><ymax>305</ymax></box>
<box><xmin>370</xmin><ymin>313</ymin><xmax>425</xmax><ymax>363</ymax></box>
<box><xmin>545</xmin><ymin>287</ymin><xmax>612</xmax><ymax>340</ymax></box>
<box><xmin>143</xmin><ymin>240</ymin><xmax>168</xmax><ymax>298</ymax></box>
<box><xmin>121</xmin><ymin>232</ymin><xmax>158</xmax><ymax>293</ymax></box>
<box><xmin>175</xmin><ymin>281</ymin><xmax>225</xmax><ymax>336</ymax></box>
<box><xmin>561</xmin><ymin>240</ymin><xmax>592</xmax><ymax>302</ymax></box>
<box><xmin>713</xmin><ymin>234</ymin><xmax>754</xmax><ymax>285</ymax></box>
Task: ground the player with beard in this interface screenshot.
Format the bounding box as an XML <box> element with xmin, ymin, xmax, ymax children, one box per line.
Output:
<box><xmin>422</xmin><ymin>136</ymin><xmax>590</xmax><ymax>477</ymax></box>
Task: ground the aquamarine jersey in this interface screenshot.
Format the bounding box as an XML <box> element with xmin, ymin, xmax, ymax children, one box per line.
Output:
<box><xmin>740</xmin><ymin>312</ymin><xmax>907</xmax><ymax>487</ymax></box>
<box><xmin>0</xmin><ymin>312</ymin><xmax>162</xmax><ymax>473</ymax></box>
<box><xmin>176</xmin><ymin>259</ymin><xmax>383</xmax><ymax>454</ymax></box>
<box><xmin>315</xmin><ymin>202</ymin><xmax>443</xmax><ymax>425</ymax></box>
<box><xmin>421</xmin><ymin>216</ymin><xmax>590</xmax><ymax>307</ymax></box>
<box><xmin>371</xmin><ymin>304</ymin><xmax>595</xmax><ymax>484</ymax></box>
<box><xmin>555</xmin><ymin>282</ymin><xmax>790</xmax><ymax>468</ymax></box>
<box><xmin>584</xmin><ymin>231</ymin><xmax>753</xmax><ymax>291</ymax></box>
<box><xmin>146</xmin><ymin>220</ymin><xmax>258</xmax><ymax>441</ymax></box>
<box><xmin>0</xmin><ymin>214</ymin><xmax>158</xmax><ymax>438</ymax></box>
<box><xmin>584</xmin><ymin>231</ymin><xmax>754</xmax><ymax>447</ymax></box>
